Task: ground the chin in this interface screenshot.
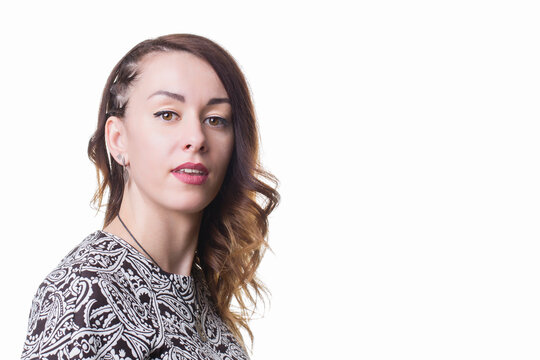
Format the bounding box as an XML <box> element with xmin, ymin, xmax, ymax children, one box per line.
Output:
<box><xmin>164</xmin><ymin>197</ymin><xmax>211</xmax><ymax>214</ymax></box>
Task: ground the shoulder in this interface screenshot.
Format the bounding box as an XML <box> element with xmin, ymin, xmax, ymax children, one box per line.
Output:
<box><xmin>21</xmin><ymin>230</ymin><xmax>159</xmax><ymax>360</ymax></box>
<box><xmin>57</xmin><ymin>229</ymin><xmax>132</xmax><ymax>271</ymax></box>
<box><xmin>27</xmin><ymin>230</ymin><xmax>134</xmax><ymax>307</ymax></box>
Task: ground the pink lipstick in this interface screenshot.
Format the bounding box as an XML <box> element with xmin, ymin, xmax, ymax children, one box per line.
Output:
<box><xmin>171</xmin><ymin>162</ymin><xmax>209</xmax><ymax>185</ymax></box>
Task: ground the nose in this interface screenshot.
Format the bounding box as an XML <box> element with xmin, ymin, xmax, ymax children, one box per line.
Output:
<box><xmin>181</xmin><ymin>113</ymin><xmax>207</xmax><ymax>152</ymax></box>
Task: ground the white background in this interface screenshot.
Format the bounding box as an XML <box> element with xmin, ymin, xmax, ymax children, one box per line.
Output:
<box><xmin>1</xmin><ymin>1</ymin><xmax>539</xmax><ymax>359</ymax></box>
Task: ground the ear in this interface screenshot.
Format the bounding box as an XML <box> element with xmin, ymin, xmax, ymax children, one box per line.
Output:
<box><xmin>105</xmin><ymin>116</ymin><xmax>129</xmax><ymax>166</ymax></box>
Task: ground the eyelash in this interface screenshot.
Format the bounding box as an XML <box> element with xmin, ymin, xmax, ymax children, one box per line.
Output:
<box><xmin>153</xmin><ymin>111</ymin><xmax>229</xmax><ymax>127</ymax></box>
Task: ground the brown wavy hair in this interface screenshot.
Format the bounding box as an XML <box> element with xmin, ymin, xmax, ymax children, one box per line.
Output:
<box><xmin>86</xmin><ymin>34</ymin><xmax>280</xmax><ymax>349</ymax></box>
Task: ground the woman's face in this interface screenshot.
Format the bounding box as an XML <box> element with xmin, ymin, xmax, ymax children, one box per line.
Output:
<box><xmin>107</xmin><ymin>50</ymin><xmax>234</xmax><ymax>214</ymax></box>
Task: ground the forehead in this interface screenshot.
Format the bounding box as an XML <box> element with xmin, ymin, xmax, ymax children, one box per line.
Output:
<box><xmin>133</xmin><ymin>50</ymin><xmax>227</xmax><ymax>98</ymax></box>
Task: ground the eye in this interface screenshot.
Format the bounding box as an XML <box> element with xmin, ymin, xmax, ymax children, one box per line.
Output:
<box><xmin>205</xmin><ymin>116</ymin><xmax>228</xmax><ymax>127</ymax></box>
<box><xmin>153</xmin><ymin>111</ymin><xmax>179</xmax><ymax>122</ymax></box>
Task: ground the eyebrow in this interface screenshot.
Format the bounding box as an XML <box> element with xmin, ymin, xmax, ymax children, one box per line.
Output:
<box><xmin>147</xmin><ymin>90</ymin><xmax>230</xmax><ymax>106</ymax></box>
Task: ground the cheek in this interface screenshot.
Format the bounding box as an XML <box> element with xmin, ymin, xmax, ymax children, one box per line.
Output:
<box><xmin>215</xmin><ymin>135</ymin><xmax>234</xmax><ymax>169</ymax></box>
<box><xmin>130</xmin><ymin>132</ymin><xmax>170</xmax><ymax>177</ymax></box>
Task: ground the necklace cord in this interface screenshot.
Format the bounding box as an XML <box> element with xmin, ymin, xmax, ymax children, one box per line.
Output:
<box><xmin>118</xmin><ymin>213</ymin><xmax>162</xmax><ymax>271</ymax></box>
<box><xmin>115</xmin><ymin>213</ymin><xmax>208</xmax><ymax>341</ymax></box>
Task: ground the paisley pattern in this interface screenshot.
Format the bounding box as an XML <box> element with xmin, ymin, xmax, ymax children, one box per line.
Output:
<box><xmin>21</xmin><ymin>230</ymin><xmax>250</xmax><ymax>360</ymax></box>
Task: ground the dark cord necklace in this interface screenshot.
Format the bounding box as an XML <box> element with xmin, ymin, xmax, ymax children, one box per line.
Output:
<box><xmin>117</xmin><ymin>213</ymin><xmax>208</xmax><ymax>342</ymax></box>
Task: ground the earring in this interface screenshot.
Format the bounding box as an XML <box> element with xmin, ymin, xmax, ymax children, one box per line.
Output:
<box><xmin>118</xmin><ymin>154</ymin><xmax>129</xmax><ymax>183</ymax></box>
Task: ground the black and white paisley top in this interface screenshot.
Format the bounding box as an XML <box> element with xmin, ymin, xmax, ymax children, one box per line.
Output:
<box><xmin>21</xmin><ymin>230</ymin><xmax>250</xmax><ymax>360</ymax></box>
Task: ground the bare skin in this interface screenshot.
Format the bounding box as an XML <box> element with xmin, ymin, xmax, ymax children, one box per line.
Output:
<box><xmin>103</xmin><ymin>51</ymin><xmax>234</xmax><ymax>276</ymax></box>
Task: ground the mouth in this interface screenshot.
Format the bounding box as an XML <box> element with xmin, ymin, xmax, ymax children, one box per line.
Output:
<box><xmin>171</xmin><ymin>162</ymin><xmax>209</xmax><ymax>185</ymax></box>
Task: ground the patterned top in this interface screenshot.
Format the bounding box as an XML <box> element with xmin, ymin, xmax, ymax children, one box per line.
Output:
<box><xmin>21</xmin><ymin>230</ymin><xmax>250</xmax><ymax>360</ymax></box>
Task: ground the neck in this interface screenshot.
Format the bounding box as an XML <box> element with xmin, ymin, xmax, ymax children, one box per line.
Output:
<box><xmin>103</xmin><ymin>182</ymin><xmax>203</xmax><ymax>276</ymax></box>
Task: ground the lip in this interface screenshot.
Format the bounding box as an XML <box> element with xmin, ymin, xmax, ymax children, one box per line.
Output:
<box><xmin>172</xmin><ymin>171</ymin><xmax>208</xmax><ymax>185</ymax></box>
<box><xmin>172</xmin><ymin>162</ymin><xmax>209</xmax><ymax>174</ymax></box>
<box><xmin>171</xmin><ymin>162</ymin><xmax>209</xmax><ymax>185</ymax></box>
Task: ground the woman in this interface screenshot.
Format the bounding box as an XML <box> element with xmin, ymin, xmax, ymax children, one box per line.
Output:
<box><xmin>21</xmin><ymin>33</ymin><xmax>279</xmax><ymax>360</ymax></box>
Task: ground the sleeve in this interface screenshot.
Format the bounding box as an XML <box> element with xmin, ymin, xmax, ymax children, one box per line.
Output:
<box><xmin>21</xmin><ymin>267</ymin><xmax>155</xmax><ymax>360</ymax></box>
